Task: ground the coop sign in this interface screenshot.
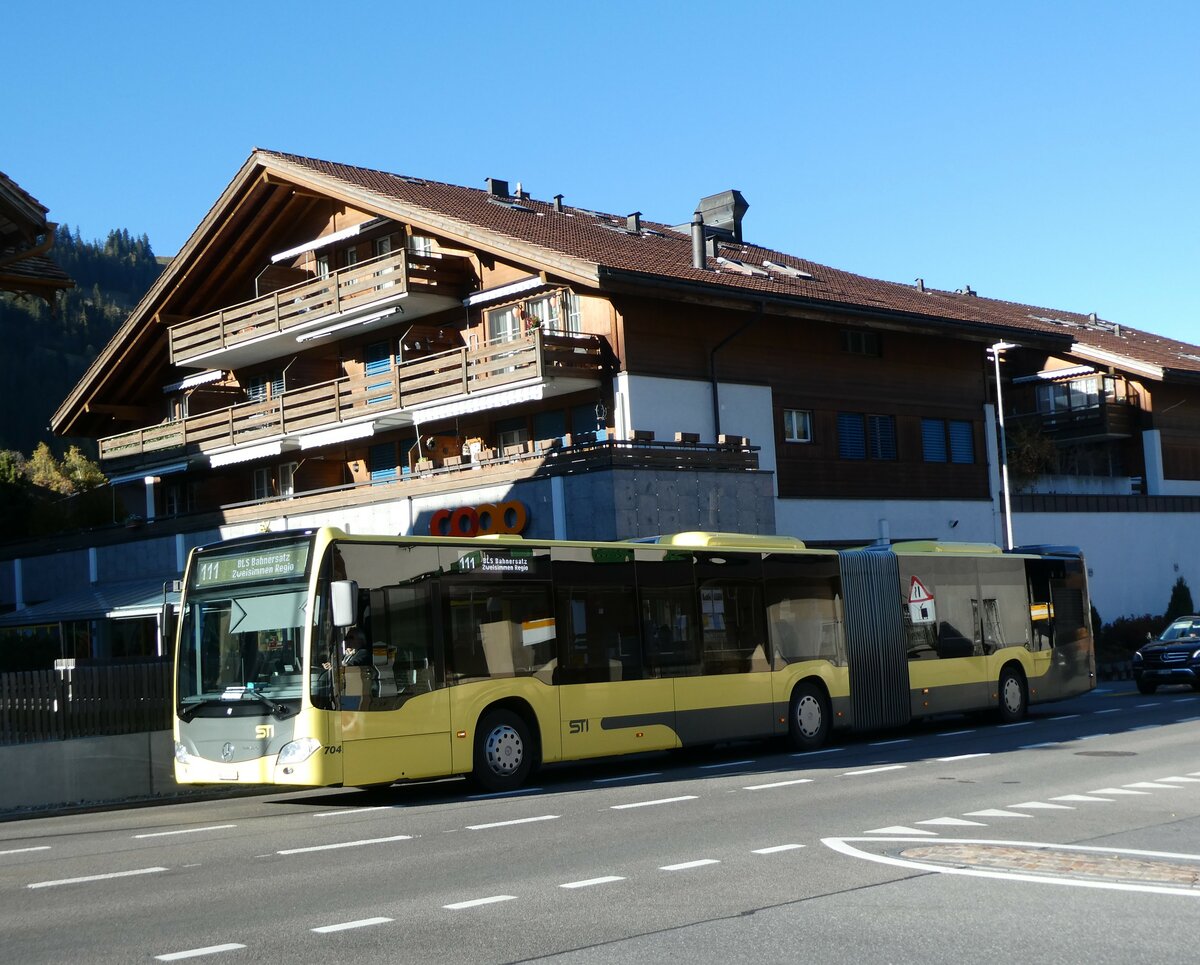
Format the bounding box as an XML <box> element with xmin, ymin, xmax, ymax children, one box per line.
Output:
<box><xmin>429</xmin><ymin>500</ymin><xmax>529</xmax><ymax>537</ymax></box>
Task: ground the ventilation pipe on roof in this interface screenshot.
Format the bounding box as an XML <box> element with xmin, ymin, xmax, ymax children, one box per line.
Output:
<box><xmin>627</xmin><ymin>212</ymin><xmax>642</xmax><ymax>234</ymax></box>
<box><xmin>697</xmin><ymin>190</ymin><xmax>749</xmax><ymax>243</ymax></box>
<box><xmin>691</xmin><ymin>211</ymin><xmax>707</xmax><ymax>270</ymax></box>
<box><xmin>553</xmin><ymin>194</ymin><xmax>564</xmax><ymax>213</ymax></box>
<box><xmin>486</xmin><ymin>178</ymin><xmax>509</xmax><ymax>197</ymax></box>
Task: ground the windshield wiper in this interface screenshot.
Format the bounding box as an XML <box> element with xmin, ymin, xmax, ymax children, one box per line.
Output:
<box><xmin>178</xmin><ymin>691</ymin><xmax>292</xmax><ymax>722</ymax></box>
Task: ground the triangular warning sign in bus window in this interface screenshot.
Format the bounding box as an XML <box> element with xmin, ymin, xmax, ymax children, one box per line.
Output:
<box><xmin>909</xmin><ymin>577</ymin><xmax>934</xmax><ymax>604</ymax></box>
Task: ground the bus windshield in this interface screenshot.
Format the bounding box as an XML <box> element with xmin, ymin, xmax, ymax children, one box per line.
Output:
<box><xmin>176</xmin><ymin>538</ymin><xmax>312</xmax><ymax>713</ymax></box>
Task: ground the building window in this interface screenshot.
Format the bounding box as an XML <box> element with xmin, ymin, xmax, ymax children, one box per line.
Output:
<box><xmin>409</xmin><ymin>235</ymin><xmax>433</xmax><ymax>256</ymax></box>
<box><xmin>922</xmin><ymin>418</ymin><xmax>974</xmax><ymax>464</ymax></box>
<box><xmin>495</xmin><ymin>416</ymin><xmax>528</xmax><ymax>451</ymax></box>
<box><xmin>840</xmin><ymin>328</ymin><xmax>881</xmax><ymax>356</ymax></box>
<box><xmin>279</xmin><ymin>462</ymin><xmax>298</xmax><ymax>497</ymax></box>
<box><xmin>783</xmin><ymin>409</ymin><xmax>813</xmax><ymax>443</ymax></box>
<box><xmin>345</xmin><ymin>247</ymin><xmax>359</xmax><ymax>268</ymax></box>
<box><xmin>164</xmin><ymin>482</ymin><xmax>195</xmax><ymax>517</ymax></box>
<box><xmin>252</xmin><ymin>467</ymin><xmax>272</xmax><ymax>501</ymax></box>
<box><xmin>838</xmin><ymin>413</ymin><xmax>896</xmax><ymax>460</ymax></box>
<box><xmin>315</xmin><ymin>253</ymin><xmax>330</xmax><ymax>280</ymax></box>
<box><xmin>486</xmin><ymin>289</ymin><xmax>582</xmax><ymax>343</ymax></box>
<box><xmin>246</xmin><ymin>373</ymin><xmax>283</xmax><ymax>403</ymax></box>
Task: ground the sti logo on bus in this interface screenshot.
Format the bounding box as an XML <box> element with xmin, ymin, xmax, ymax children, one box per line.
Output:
<box><xmin>255</xmin><ymin>724</ymin><xmax>274</xmax><ymax>739</ymax></box>
<box><xmin>569</xmin><ymin>719</ymin><xmax>589</xmax><ymax>734</ymax></box>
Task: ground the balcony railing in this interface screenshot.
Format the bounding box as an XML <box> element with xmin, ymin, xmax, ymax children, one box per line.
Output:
<box><xmin>100</xmin><ymin>331</ymin><xmax>604</xmax><ymax>462</ymax></box>
<box><xmin>168</xmin><ymin>250</ymin><xmax>470</xmax><ymax>365</ymax></box>
<box><xmin>1009</xmin><ymin>400</ymin><xmax>1141</xmax><ymax>442</ymax></box>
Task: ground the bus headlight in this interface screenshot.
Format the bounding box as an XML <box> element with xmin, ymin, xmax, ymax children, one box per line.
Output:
<box><xmin>276</xmin><ymin>737</ymin><xmax>322</xmax><ymax>765</ymax></box>
<box><xmin>174</xmin><ymin>741</ymin><xmax>193</xmax><ymax>764</ymax></box>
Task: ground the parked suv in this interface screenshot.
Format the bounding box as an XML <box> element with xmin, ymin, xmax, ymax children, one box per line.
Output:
<box><xmin>1133</xmin><ymin>616</ymin><xmax>1200</xmax><ymax>694</ymax></box>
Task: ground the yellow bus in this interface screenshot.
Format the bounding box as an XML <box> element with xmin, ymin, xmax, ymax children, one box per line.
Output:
<box><xmin>173</xmin><ymin>528</ymin><xmax>1095</xmax><ymax>792</ymax></box>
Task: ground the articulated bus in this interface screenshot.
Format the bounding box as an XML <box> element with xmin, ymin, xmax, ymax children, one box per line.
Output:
<box><xmin>172</xmin><ymin>528</ymin><xmax>1095</xmax><ymax>792</ymax></box>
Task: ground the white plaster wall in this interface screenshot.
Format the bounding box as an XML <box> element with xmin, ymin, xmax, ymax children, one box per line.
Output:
<box><xmin>775</xmin><ymin>498</ymin><xmax>995</xmax><ymax>548</ymax></box>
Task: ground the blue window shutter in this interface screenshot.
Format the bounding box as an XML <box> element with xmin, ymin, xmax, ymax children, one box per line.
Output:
<box><xmin>922</xmin><ymin>418</ymin><xmax>948</xmax><ymax>462</ymax></box>
<box><xmin>838</xmin><ymin>413</ymin><xmax>866</xmax><ymax>459</ymax></box>
<box><xmin>868</xmin><ymin>415</ymin><xmax>897</xmax><ymax>460</ymax></box>
<box><xmin>369</xmin><ymin>442</ymin><xmax>397</xmax><ymax>482</ymax></box>
<box><xmin>949</xmin><ymin>420</ymin><xmax>974</xmax><ymax>464</ymax></box>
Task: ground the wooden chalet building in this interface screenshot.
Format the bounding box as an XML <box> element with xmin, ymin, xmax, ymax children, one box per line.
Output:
<box><xmin>6</xmin><ymin>148</ymin><xmax>1200</xmax><ymax>658</ymax></box>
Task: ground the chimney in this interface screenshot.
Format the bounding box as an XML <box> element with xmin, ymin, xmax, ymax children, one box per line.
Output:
<box><xmin>691</xmin><ymin>211</ymin><xmax>706</xmax><ymax>270</ymax></box>
<box><xmin>696</xmin><ymin>190</ymin><xmax>749</xmax><ymax>243</ymax></box>
<box><xmin>627</xmin><ymin>211</ymin><xmax>642</xmax><ymax>234</ymax></box>
<box><xmin>514</xmin><ymin>181</ymin><xmax>528</xmax><ymax>200</ymax></box>
<box><xmin>486</xmin><ymin>177</ymin><xmax>509</xmax><ymax>198</ymax></box>
<box><xmin>553</xmin><ymin>194</ymin><xmax>564</xmax><ymax>213</ymax></box>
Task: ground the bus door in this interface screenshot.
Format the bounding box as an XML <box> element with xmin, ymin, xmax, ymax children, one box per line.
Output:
<box><xmin>670</xmin><ymin>552</ymin><xmax>774</xmax><ymax>743</ymax></box>
<box><xmin>553</xmin><ymin>549</ymin><xmax>677</xmax><ymax>759</ymax></box>
<box><xmin>839</xmin><ymin>550</ymin><xmax>911</xmax><ymax>730</ymax></box>
<box><xmin>895</xmin><ymin>555</ymin><xmax>990</xmax><ymax>716</ymax></box>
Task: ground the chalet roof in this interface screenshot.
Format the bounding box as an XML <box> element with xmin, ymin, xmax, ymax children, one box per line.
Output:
<box><xmin>259</xmin><ymin>150</ymin><xmax>1200</xmax><ymax>380</ymax></box>
<box><xmin>52</xmin><ymin>148</ymin><xmax>1200</xmax><ymax>437</ymax></box>
<box><xmin>0</xmin><ymin>170</ymin><xmax>73</xmax><ymax>302</ymax></box>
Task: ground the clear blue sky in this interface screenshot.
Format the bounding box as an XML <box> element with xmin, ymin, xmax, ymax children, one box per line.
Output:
<box><xmin>5</xmin><ymin>1</ymin><xmax>1199</xmax><ymax>345</ymax></box>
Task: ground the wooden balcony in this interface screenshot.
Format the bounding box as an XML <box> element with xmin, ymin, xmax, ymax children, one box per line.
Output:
<box><xmin>100</xmin><ymin>331</ymin><xmax>605</xmax><ymax>463</ymax></box>
<box><xmin>168</xmin><ymin>250</ymin><xmax>472</xmax><ymax>367</ymax></box>
<box><xmin>1009</xmin><ymin>400</ymin><xmax>1142</xmax><ymax>443</ymax></box>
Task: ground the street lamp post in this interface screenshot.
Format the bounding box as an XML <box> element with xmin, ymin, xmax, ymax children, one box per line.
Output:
<box><xmin>989</xmin><ymin>341</ymin><xmax>1017</xmax><ymax>550</ymax></box>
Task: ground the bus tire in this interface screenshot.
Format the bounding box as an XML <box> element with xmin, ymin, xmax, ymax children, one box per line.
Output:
<box><xmin>998</xmin><ymin>665</ymin><xmax>1027</xmax><ymax>723</ymax></box>
<box><xmin>473</xmin><ymin>708</ymin><xmax>534</xmax><ymax>792</ymax></box>
<box><xmin>788</xmin><ymin>682</ymin><xmax>829</xmax><ymax>751</ymax></box>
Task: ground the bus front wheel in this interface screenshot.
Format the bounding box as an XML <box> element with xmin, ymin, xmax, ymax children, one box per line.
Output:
<box><xmin>473</xmin><ymin>709</ymin><xmax>534</xmax><ymax>792</ymax></box>
<box><xmin>788</xmin><ymin>682</ymin><xmax>829</xmax><ymax>751</ymax></box>
<box><xmin>998</xmin><ymin>666</ymin><xmax>1028</xmax><ymax>723</ymax></box>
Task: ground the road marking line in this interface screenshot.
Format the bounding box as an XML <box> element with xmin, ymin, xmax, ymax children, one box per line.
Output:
<box><xmin>866</xmin><ymin>826</ymin><xmax>936</xmax><ymax>835</ymax></box>
<box><xmin>998</xmin><ymin>721</ymin><xmax>1034</xmax><ymax>728</ymax></box>
<box><xmin>312</xmin><ymin>806</ymin><xmax>396</xmax><ymax>817</ymax></box>
<box><xmin>444</xmin><ymin>895</ymin><xmax>517</xmax><ymax>909</ymax></box>
<box><xmin>1009</xmin><ymin>802</ymin><xmax>1074</xmax><ymax>810</ymax></box>
<box><xmin>964</xmin><ymin>809</ymin><xmax>1031</xmax><ymax>818</ymax></box>
<box><xmin>134</xmin><ymin>825</ymin><xmax>236</xmax><ymax>839</ymax></box>
<box><xmin>611</xmin><ymin>795</ymin><xmax>698</xmax><ymax>810</ymax></box>
<box><xmin>30</xmin><ymin>866</ymin><xmax>167</xmax><ymax>889</ymax></box>
<box><xmin>869</xmin><ymin>738</ymin><xmax>911</xmax><ymax>747</ymax></box>
<box><xmin>278</xmin><ymin>835</ymin><xmax>411</xmax><ymax>855</ymax></box>
<box><xmin>935</xmin><ymin>753</ymin><xmax>990</xmax><ymax>762</ymax></box>
<box><xmin>155</xmin><ymin>944</ymin><xmax>246</xmax><ymax>961</ymax></box>
<box><xmin>1020</xmin><ymin>742</ymin><xmax>1059</xmax><ymax>750</ymax></box>
<box><xmin>467</xmin><ymin>788</ymin><xmax>544</xmax><ymax>800</ymax></box>
<box><xmin>752</xmin><ymin>844</ymin><xmax>806</xmax><ymax>854</ymax></box>
<box><xmin>561</xmin><ymin>876</ymin><xmax>625</xmax><ymax>889</ymax></box>
<box><xmin>1124</xmin><ymin>782</ymin><xmax>1181</xmax><ymax>790</ymax></box>
<box><xmin>744</xmin><ymin>778</ymin><xmax>814</xmax><ymax>791</ymax></box>
<box><xmin>312</xmin><ymin>917</ymin><xmax>393</xmax><ymax>934</ymax></box>
<box><xmin>1051</xmin><ymin>794</ymin><xmax>1113</xmax><ymax>802</ymax></box>
<box><xmin>0</xmin><ymin>846</ymin><xmax>50</xmax><ymax>855</ymax></box>
<box><xmin>1048</xmin><ymin>714</ymin><xmax>1079</xmax><ymax>721</ymax></box>
<box><xmin>700</xmin><ymin>760</ymin><xmax>755</xmax><ymax>769</ymax></box>
<box><xmin>467</xmin><ymin>815</ymin><xmax>559</xmax><ymax>830</ymax></box>
<box><xmin>1090</xmin><ymin>788</ymin><xmax>1150</xmax><ymax>795</ymax></box>
<box><xmin>843</xmin><ymin>765</ymin><xmax>906</xmax><ymax>776</ymax></box>
<box><xmin>1159</xmin><ymin>776</ymin><xmax>1200</xmax><ymax>783</ymax></box>
<box><xmin>1076</xmin><ymin>733</ymin><xmax>1109</xmax><ymax>740</ymax></box>
<box><xmin>791</xmin><ymin>748</ymin><xmax>843</xmax><ymax>757</ymax></box>
<box><xmin>916</xmin><ymin>817</ymin><xmax>987</xmax><ymax>826</ymax></box>
<box><xmin>1094</xmin><ymin>708</ymin><xmax>1122</xmax><ymax>714</ymax></box>
<box><xmin>937</xmin><ymin>730</ymin><xmax>976</xmax><ymax>737</ymax></box>
<box><xmin>593</xmin><ymin>772</ymin><xmax>662</xmax><ymax>783</ymax></box>
<box><xmin>1135</xmin><ymin>702</ymin><xmax>1162</xmax><ymax>708</ymax></box>
<box><xmin>660</xmin><ymin>859</ymin><xmax>720</xmax><ymax>871</ymax></box>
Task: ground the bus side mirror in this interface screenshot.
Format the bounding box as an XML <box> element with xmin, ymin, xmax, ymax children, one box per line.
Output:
<box><xmin>331</xmin><ymin>580</ymin><xmax>359</xmax><ymax>628</ymax></box>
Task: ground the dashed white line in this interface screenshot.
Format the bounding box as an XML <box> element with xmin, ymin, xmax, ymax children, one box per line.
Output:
<box><xmin>869</xmin><ymin>738</ymin><xmax>911</xmax><ymax>747</ymax></box>
<box><xmin>1020</xmin><ymin>742</ymin><xmax>1060</xmax><ymax>750</ymax></box>
<box><xmin>1090</xmin><ymin>787</ymin><xmax>1150</xmax><ymax>795</ymax></box>
<box><xmin>467</xmin><ymin>815</ymin><xmax>559</xmax><ymax>831</ymax></box>
<box><xmin>1136</xmin><ymin>702</ymin><xmax>1162</xmax><ymax>708</ymax></box>
<box><xmin>660</xmin><ymin>859</ymin><xmax>720</xmax><ymax>871</ymax></box>
<box><xmin>312</xmin><ymin>917</ymin><xmax>393</xmax><ymax>934</ymax></box>
<box><xmin>791</xmin><ymin>748</ymin><xmax>844</xmax><ymax>757</ymax></box>
<box><xmin>467</xmin><ymin>788</ymin><xmax>545</xmax><ymax>800</ymax></box>
<box><xmin>1009</xmin><ymin>802</ymin><xmax>1074</xmax><ymax>810</ymax></box>
<box><xmin>0</xmin><ymin>846</ymin><xmax>50</xmax><ymax>856</ymax></box>
<box><xmin>1052</xmin><ymin>794</ymin><xmax>1113</xmax><ymax>803</ymax></box>
<box><xmin>134</xmin><ymin>825</ymin><xmax>236</xmax><ymax>839</ymax></box>
<box><xmin>444</xmin><ymin>895</ymin><xmax>517</xmax><ymax>910</ymax></box>
<box><xmin>277</xmin><ymin>834</ymin><xmax>411</xmax><ymax>855</ymax></box>
<box><xmin>30</xmin><ymin>867</ymin><xmax>167</xmax><ymax>889</ymax></box>
<box><xmin>700</xmin><ymin>759</ymin><xmax>755</xmax><ymax>769</ymax></box>
<box><xmin>312</xmin><ymin>805</ymin><xmax>397</xmax><ymax>818</ymax></box>
<box><xmin>155</xmin><ymin>944</ymin><xmax>246</xmax><ymax>961</ymax></box>
<box><xmin>1124</xmin><ymin>782</ymin><xmax>1181</xmax><ymax>790</ymax></box>
<box><xmin>937</xmin><ymin>730</ymin><xmax>976</xmax><ymax>737</ymax></box>
<box><xmin>964</xmin><ymin>809</ymin><xmax>1031</xmax><ymax>818</ymax></box>
<box><xmin>1048</xmin><ymin>714</ymin><xmax>1079</xmax><ymax>721</ymax></box>
<box><xmin>593</xmin><ymin>772</ymin><xmax>662</xmax><ymax>784</ymax></box>
<box><xmin>1160</xmin><ymin>776</ymin><xmax>1200</xmax><ymax>784</ymax></box>
<box><xmin>752</xmin><ymin>844</ymin><xmax>806</xmax><ymax>854</ymax></box>
<box><xmin>561</xmin><ymin>875</ymin><xmax>625</xmax><ymax>889</ymax></box>
<box><xmin>999</xmin><ymin>721</ymin><xmax>1034</xmax><ymax>728</ymax></box>
<box><xmin>866</xmin><ymin>826</ymin><xmax>936</xmax><ymax>835</ymax></box>
<box><xmin>1095</xmin><ymin>708</ymin><xmax>1122</xmax><ymax>714</ymax></box>
<box><xmin>743</xmin><ymin>778</ymin><xmax>814</xmax><ymax>791</ymax></box>
<box><xmin>935</xmin><ymin>753</ymin><xmax>990</xmax><ymax>762</ymax></box>
<box><xmin>844</xmin><ymin>765</ymin><xmax>906</xmax><ymax>776</ymax></box>
<box><xmin>611</xmin><ymin>795</ymin><xmax>698</xmax><ymax>810</ymax></box>
<box><xmin>916</xmin><ymin>817</ymin><xmax>986</xmax><ymax>827</ymax></box>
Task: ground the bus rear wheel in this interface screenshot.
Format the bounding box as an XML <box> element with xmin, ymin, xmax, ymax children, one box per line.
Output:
<box><xmin>473</xmin><ymin>709</ymin><xmax>535</xmax><ymax>792</ymax></box>
<box><xmin>788</xmin><ymin>682</ymin><xmax>829</xmax><ymax>751</ymax></box>
<box><xmin>998</xmin><ymin>666</ymin><xmax>1027</xmax><ymax>723</ymax></box>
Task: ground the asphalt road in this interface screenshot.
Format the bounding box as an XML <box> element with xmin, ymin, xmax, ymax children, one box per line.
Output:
<box><xmin>3</xmin><ymin>683</ymin><xmax>1199</xmax><ymax>964</ymax></box>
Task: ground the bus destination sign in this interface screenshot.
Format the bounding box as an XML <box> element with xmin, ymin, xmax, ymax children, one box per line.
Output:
<box><xmin>452</xmin><ymin>550</ymin><xmax>532</xmax><ymax>574</ymax></box>
<box><xmin>195</xmin><ymin>544</ymin><xmax>310</xmax><ymax>587</ymax></box>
